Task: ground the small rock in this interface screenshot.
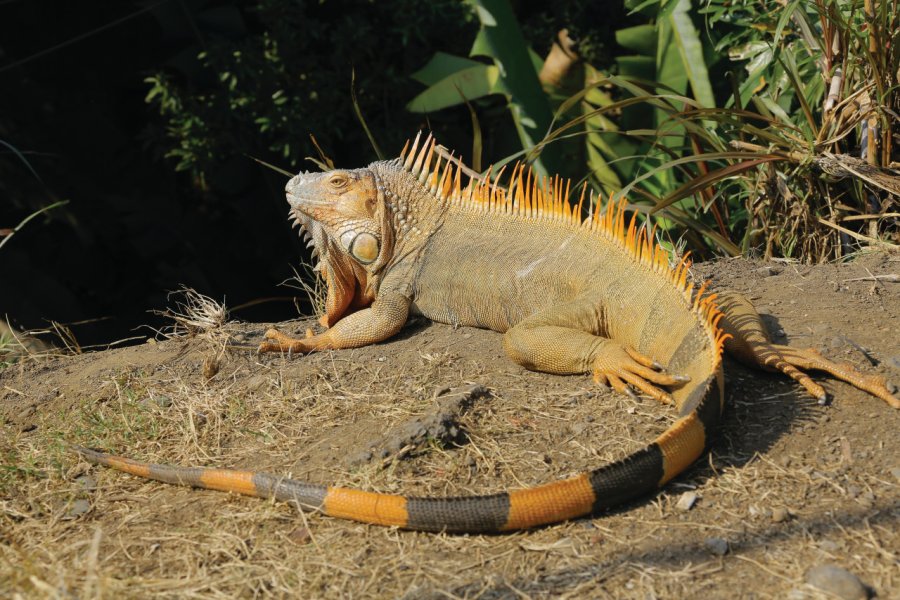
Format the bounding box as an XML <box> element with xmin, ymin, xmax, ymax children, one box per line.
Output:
<box><xmin>887</xmin><ymin>356</ymin><xmax>900</xmax><ymax>370</ymax></box>
<box><xmin>817</xmin><ymin>540</ymin><xmax>841</xmax><ymax>553</ymax></box>
<box><xmin>287</xmin><ymin>526</ymin><xmax>312</xmax><ymax>545</ymax></box>
<box><xmin>890</xmin><ymin>467</ymin><xmax>900</xmax><ymax>482</ymax></box>
<box><xmin>75</xmin><ymin>475</ymin><xmax>97</xmax><ymax>491</ymax></box>
<box><xmin>64</xmin><ymin>498</ymin><xmax>91</xmax><ymax>519</ymax></box>
<box><xmin>805</xmin><ymin>565</ymin><xmax>869</xmax><ymax>600</ymax></box>
<box><xmin>755</xmin><ymin>266</ymin><xmax>780</xmax><ymax>277</ymax></box>
<box><xmin>202</xmin><ymin>356</ymin><xmax>219</xmax><ymax>379</ymax></box>
<box><xmin>676</xmin><ymin>491</ymin><xmax>699</xmax><ymax>511</ymax></box>
<box><xmin>704</xmin><ymin>537</ymin><xmax>728</xmax><ymax>556</ymax></box>
<box><xmin>152</xmin><ymin>395</ymin><xmax>172</xmax><ymax>408</ymax></box>
<box><xmin>16</xmin><ymin>405</ymin><xmax>36</xmax><ymax>420</ymax></box>
<box><xmin>771</xmin><ymin>507</ymin><xmax>791</xmax><ymax>523</ymax></box>
<box><xmin>829</xmin><ymin>336</ymin><xmax>847</xmax><ymax>349</ymax></box>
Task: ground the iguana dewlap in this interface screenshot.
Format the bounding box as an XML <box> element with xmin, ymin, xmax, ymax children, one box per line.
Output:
<box><xmin>77</xmin><ymin>133</ymin><xmax>898</xmax><ymax>533</ymax></box>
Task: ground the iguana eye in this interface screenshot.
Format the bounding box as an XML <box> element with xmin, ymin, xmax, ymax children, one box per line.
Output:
<box><xmin>329</xmin><ymin>174</ymin><xmax>348</xmax><ymax>188</ymax></box>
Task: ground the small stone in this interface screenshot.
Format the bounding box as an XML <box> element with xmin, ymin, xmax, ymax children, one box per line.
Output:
<box><xmin>287</xmin><ymin>526</ymin><xmax>312</xmax><ymax>545</ymax></box>
<box><xmin>202</xmin><ymin>356</ymin><xmax>219</xmax><ymax>379</ymax></box>
<box><xmin>704</xmin><ymin>537</ymin><xmax>728</xmax><ymax>556</ymax></box>
<box><xmin>153</xmin><ymin>395</ymin><xmax>172</xmax><ymax>408</ymax></box>
<box><xmin>805</xmin><ymin>565</ymin><xmax>869</xmax><ymax>600</ymax></box>
<box><xmin>675</xmin><ymin>491</ymin><xmax>699</xmax><ymax>511</ymax></box>
<box><xmin>755</xmin><ymin>266</ymin><xmax>780</xmax><ymax>277</ymax></box>
<box><xmin>817</xmin><ymin>540</ymin><xmax>840</xmax><ymax>553</ymax></box>
<box><xmin>75</xmin><ymin>475</ymin><xmax>97</xmax><ymax>491</ymax></box>
<box><xmin>64</xmin><ymin>498</ymin><xmax>91</xmax><ymax>519</ymax></box>
<box><xmin>890</xmin><ymin>467</ymin><xmax>900</xmax><ymax>482</ymax></box>
<box><xmin>771</xmin><ymin>507</ymin><xmax>791</xmax><ymax>523</ymax></box>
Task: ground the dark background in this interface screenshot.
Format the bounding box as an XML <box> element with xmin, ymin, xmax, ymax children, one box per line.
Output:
<box><xmin>0</xmin><ymin>0</ymin><xmax>617</xmax><ymax>347</ymax></box>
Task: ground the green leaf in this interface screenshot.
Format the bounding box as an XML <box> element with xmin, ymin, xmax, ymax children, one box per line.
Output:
<box><xmin>772</xmin><ymin>0</ymin><xmax>801</xmax><ymax>48</ymax></box>
<box><xmin>406</xmin><ymin>64</ymin><xmax>503</xmax><ymax>113</ymax></box>
<box><xmin>616</xmin><ymin>25</ymin><xmax>657</xmax><ymax>55</ymax></box>
<box><xmin>616</xmin><ymin>56</ymin><xmax>656</xmax><ymax>80</ymax></box>
<box><xmin>467</xmin><ymin>0</ymin><xmax>558</xmax><ymax>175</ymax></box>
<box><xmin>651</xmin><ymin>157</ymin><xmax>778</xmax><ymax>213</ymax></box>
<box><xmin>411</xmin><ymin>52</ymin><xmax>485</xmax><ymax>86</ymax></box>
<box><xmin>667</xmin><ymin>0</ymin><xmax>715</xmax><ymax>108</ymax></box>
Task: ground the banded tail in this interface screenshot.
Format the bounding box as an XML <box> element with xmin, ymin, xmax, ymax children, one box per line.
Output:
<box><xmin>74</xmin><ymin>382</ymin><xmax>719</xmax><ymax>533</ymax></box>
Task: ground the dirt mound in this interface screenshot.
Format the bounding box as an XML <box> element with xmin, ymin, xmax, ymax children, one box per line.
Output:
<box><xmin>2</xmin><ymin>255</ymin><xmax>899</xmax><ymax>598</ymax></box>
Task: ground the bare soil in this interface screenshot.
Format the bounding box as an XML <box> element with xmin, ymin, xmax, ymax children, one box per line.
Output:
<box><xmin>2</xmin><ymin>255</ymin><xmax>899</xmax><ymax>599</ymax></box>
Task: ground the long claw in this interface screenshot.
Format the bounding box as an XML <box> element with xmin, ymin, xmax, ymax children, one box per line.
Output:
<box><xmin>593</xmin><ymin>344</ymin><xmax>679</xmax><ymax>405</ymax></box>
<box><xmin>763</xmin><ymin>345</ymin><xmax>899</xmax><ymax>409</ymax></box>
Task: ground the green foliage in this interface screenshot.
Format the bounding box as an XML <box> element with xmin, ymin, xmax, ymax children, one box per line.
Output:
<box><xmin>409</xmin><ymin>0</ymin><xmax>899</xmax><ymax>261</ymax></box>
<box><xmin>408</xmin><ymin>0</ymin><xmax>561</xmax><ymax>175</ymax></box>
<box><xmin>144</xmin><ymin>0</ymin><xmax>476</xmax><ymax>187</ymax></box>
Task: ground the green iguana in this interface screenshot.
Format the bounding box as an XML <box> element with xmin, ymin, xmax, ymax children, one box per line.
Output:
<box><xmin>77</xmin><ymin>133</ymin><xmax>898</xmax><ymax>533</ymax></box>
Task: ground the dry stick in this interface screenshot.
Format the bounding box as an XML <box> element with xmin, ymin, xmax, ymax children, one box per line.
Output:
<box><xmin>841</xmin><ymin>212</ymin><xmax>900</xmax><ymax>221</ymax></box>
<box><xmin>824</xmin><ymin>67</ymin><xmax>842</xmax><ymax>113</ymax></box>
<box><xmin>817</xmin><ymin>217</ymin><xmax>899</xmax><ymax>248</ymax></box>
<box><xmin>863</xmin><ymin>0</ymin><xmax>879</xmax><ymax>166</ymax></box>
<box><xmin>842</xmin><ymin>274</ymin><xmax>899</xmax><ymax>283</ymax></box>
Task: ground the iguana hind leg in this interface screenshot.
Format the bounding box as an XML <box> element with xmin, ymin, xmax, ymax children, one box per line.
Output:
<box><xmin>716</xmin><ymin>291</ymin><xmax>898</xmax><ymax>408</ymax></box>
<box><xmin>502</xmin><ymin>300</ymin><xmax>686</xmax><ymax>404</ymax></box>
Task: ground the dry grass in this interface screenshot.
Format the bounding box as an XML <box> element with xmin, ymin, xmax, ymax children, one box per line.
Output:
<box><xmin>2</xmin><ymin>257</ymin><xmax>899</xmax><ymax>598</ymax></box>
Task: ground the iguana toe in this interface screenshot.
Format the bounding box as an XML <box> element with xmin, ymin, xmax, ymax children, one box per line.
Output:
<box><xmin>592</xmin><ymin>345</ymin><xmax>688</xmax><ymax>405</ymax></box>
<box><xmin>258</xmin><ymin>328</ymin><xmax>312</xmax><ymax>354</ymax></box>
<box><xmin>761</xmin><ymin>344</ymin><xmax>899</xmax><ymax>408</ymax></box>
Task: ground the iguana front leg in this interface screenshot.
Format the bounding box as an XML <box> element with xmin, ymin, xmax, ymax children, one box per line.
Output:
<box><xmin>716</xmin><ymin>291</ymin><xmax>899</xmax><ymax>408</ymax></box>
<box><xmin>259</xmin><ymin>292</ymin><xmax>410</xmax><ymax>353</ymax></box>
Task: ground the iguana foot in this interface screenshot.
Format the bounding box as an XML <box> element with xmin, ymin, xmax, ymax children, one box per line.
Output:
<box><xmin>257</xmin><ymin>327</ymin><xmax>315</xmax><ymax>355</ymax></box>
<box><xmin>592</xmin><ymin>344</ymin><xmax>689</xmax><ymax>405</ymax></box>
<box><xmin>759</xmin><ymin>344</ymin><xmax>899</xmax><ymax>408</ymax></box>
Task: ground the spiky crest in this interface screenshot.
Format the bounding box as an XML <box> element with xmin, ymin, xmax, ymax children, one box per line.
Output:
<box><xmin>398</xmin><ymin>133</ymin><xmax>729</xmax><ymax>358</ymax></box>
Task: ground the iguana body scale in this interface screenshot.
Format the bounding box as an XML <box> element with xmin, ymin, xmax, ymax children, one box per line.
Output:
<box><xmin>77</xmin><ymin>133</ymin><xmax>897</xmax><ymax>533</ymax></box>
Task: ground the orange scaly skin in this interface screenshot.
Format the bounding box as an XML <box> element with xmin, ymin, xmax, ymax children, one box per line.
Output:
<box><xmin>76</xmin><ymin>134</ymin><xmax>898</xmax><ymax>534</ymax></box>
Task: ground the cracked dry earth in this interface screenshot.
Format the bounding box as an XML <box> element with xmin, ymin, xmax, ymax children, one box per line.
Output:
<box><xmin>2</xmin><ymin>255</ymin><xmax>899</xmax><ymax>599</ymax></box>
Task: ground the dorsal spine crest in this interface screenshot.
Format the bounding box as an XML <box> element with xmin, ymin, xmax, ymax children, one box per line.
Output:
<box><xmin>397</xmin><ymin>133</ymin><xmax>727</xmax><ymax>357</ymax></box>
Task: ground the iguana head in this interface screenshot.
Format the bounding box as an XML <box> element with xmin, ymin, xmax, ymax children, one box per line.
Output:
<box><xmin>285</xmin><ymin>168</ymin><xmax>393</xmax><ymax>326</ymax></box>
<box><xmin>286</xmin><ymin>169</ymin><xmax>386</xmax><ymax>266</ymax></box>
